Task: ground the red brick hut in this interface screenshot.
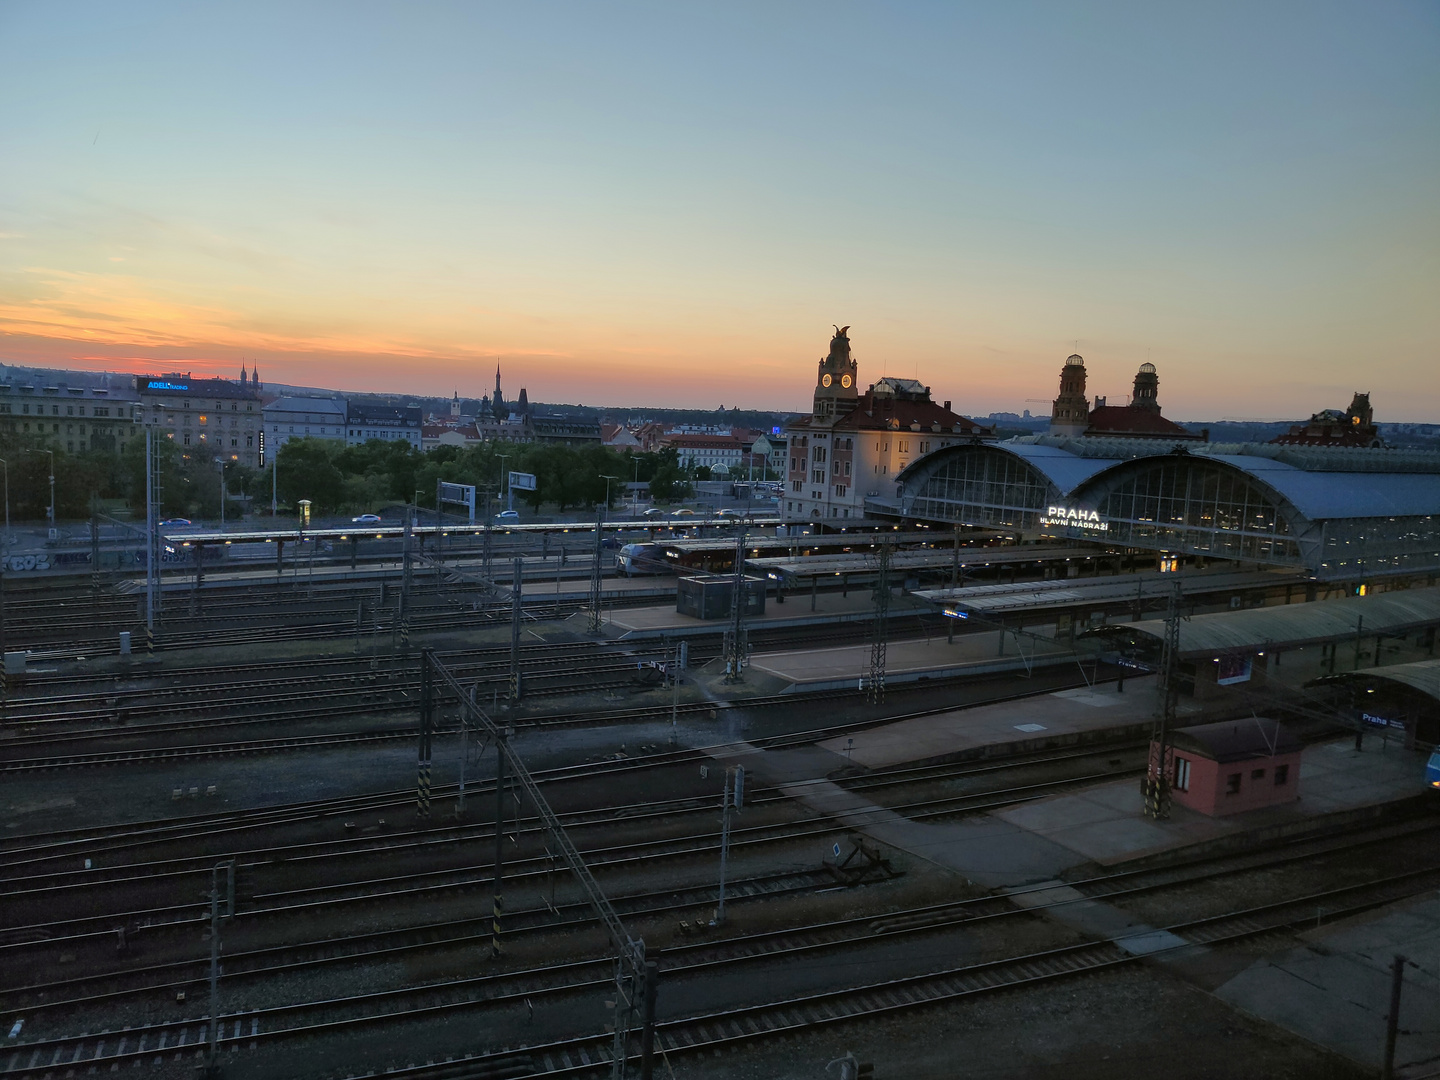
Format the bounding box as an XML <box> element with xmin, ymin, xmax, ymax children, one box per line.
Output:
<box><xmin>1165</xmin><ymin>718</ymin><xmax>1303</xmax><ymax>817</ymax></box>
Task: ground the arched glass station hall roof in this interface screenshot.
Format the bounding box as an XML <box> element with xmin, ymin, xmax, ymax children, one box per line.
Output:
<box><xmin>881</xmin><ymin>436</ymin><xmax>1440</xmax><ymax>580</ymax></box>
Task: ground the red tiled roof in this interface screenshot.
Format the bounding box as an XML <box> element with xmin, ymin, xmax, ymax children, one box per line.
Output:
<box><xmin>829</xmin><ymin>392</ymin><xmax>988</xmax><ymax>434</ymax></box>
<box><xmin>1272</xmin><ymin>424</ymin><xmax>1379</xmax><ymax>447</ymax></box>
<box><xmin>1084</xmin><ymin>406</ymin><xmax>1199</xmax><ymax>438</ymax></box>
<box><xmin>660</xmin><ymin>433</ymin><xmax>744</xmax><ymax>448</ymax></box>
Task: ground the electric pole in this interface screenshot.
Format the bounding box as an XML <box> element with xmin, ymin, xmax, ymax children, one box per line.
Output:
<box><xmin>715</xmin><ymin>765</ymin><xmax>744</xmax><ymax>925</ymax></box>
<box><xmin>1144</xmin><ymin>579</ymin><xmax>1183</xmax><ymax>819</ymax></box>
<box><xmin>587</xmin><ymin>503</ymin><xmax>605</xmax><ymax>634</ymax></box>
<box><xmin>722</xmin><ymin>529</ymin><xmax>747</xmax><ymax>682</ymax></box>
<box><xmin>869</xmin><ymin>537</ymin><xmax>891</xmax><ymax>704</ymax></box>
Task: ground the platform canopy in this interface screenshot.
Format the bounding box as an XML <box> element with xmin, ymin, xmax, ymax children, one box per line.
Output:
<box><xmin>1308</xmin><ymin>658</ymin><xmax>1440</xmax><ymax>704</ymax></box>
<box><xmin>1122</xmin><ymin>586</ymin><xmax>1440</xmax><ymax>658</ymax></box>
<box><xmin>748</xmin><ymin>544</ymin><xmax>1096</xmax><ymax>582</ymax></box>
<box><xmin>916</xmin><ymin>568</ymin><xmax>1306</xmax><ymax>616</ymax></box>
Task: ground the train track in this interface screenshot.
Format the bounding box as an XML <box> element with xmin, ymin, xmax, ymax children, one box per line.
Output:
<box><xmin>0</xmin><ymin>747</ymin><xmax>1143</xmax><ymax>946</ymax></box>
<box><xmin>0</xmin><ymin>662</ymin><xmax>1103</xmax><ymax>772</ymax></box>
<box><xmin>4</xmin><ymin>821</ymin><xmax>1435</xmax><ymax>1078</ymax></box>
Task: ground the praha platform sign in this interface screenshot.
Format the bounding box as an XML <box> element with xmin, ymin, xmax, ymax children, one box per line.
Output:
<box><xmin>1040</xmin><ymin>505</ymin><xmax>1110</xmax><ymax>532</ymax></box>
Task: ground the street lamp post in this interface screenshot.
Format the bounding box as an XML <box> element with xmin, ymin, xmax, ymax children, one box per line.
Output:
<box><xmin>216</xmin><ymin>460</ymin><xmax>226</xmax><ymax>528</ymax></box>
<box><xmin>0</xmin><ymin>458</ymin><xmax>9</xmax><ymax>543</ymax></box>
<box><xmin>497</xmin><ymin>454</ymin><xmax>510</xmax><ymax>511</ymax></box>
<box><xmin>600</xmin><ymin>475</ymin><xmax>619</xmax><ymax>511</ymax></box>
<box><xmin>23</xmin><ymin>450</ymin><xmax>55</xmax><ymax>529</ymax></box>
<box><xmin>632</xmin><ymin>457</ymin><xmax>640</xmax><ymax>516</ymax></box>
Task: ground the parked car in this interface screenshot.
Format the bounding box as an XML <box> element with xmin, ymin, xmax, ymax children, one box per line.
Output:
<box><xmin>351</xmin><ymin>514</ymin><xmax>382</xmax><ymax>524</ymax></box>
<box><xmin>494</xmin><ymin>510</ymin><xmax>520</xmax><ymax>524</ymax></box>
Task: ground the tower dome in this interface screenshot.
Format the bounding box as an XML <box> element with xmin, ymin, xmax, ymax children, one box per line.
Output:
<box><xmin>1050</xmin><ymin>353</ymin><xmax>1089</xmax><ymax>436</ymax></box>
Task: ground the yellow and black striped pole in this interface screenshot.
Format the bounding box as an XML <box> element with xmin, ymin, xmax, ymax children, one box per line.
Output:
<box><xmin>416</xmin><ymin>649</ymin><xmax>433</xmax><ymax>818</ymax></box>
<box><xmin>491</xmin><ymin>730</ymin><xmax>506</xmax><ymax>957</ymax></box>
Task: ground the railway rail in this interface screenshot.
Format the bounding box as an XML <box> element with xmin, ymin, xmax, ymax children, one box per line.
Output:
<box><xmin>0</xmin><ymin>744</ymin><xmax>1145</xmax><ymax>947</ymax></box>
<box><xmin>3</xmin><ymin>819</ymin><xmax>1435</xmax><ymax>1078</ymax></box>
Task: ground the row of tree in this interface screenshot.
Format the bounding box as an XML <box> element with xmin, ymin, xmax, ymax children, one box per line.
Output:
<box><xmin>0</xmin><ymin>429</ymin><xmax>705</xmax><ymax>522</ymax></box>
<box><xmin>270</xmin><ymin>438</ymin><xmax>698</xmax><ymax>516</ymax></box>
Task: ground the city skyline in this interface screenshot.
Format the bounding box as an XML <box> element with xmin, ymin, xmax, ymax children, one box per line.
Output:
<box><xmin>2</xmin><ymin>3</ymin><xmax>1437</xmax><ymax>419</ymax></box>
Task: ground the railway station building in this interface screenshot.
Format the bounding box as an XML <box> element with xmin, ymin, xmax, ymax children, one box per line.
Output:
<box><xmin>784</xmin><ymin>327</ymin><xmax>994</xmax><ymax>523</ymax></box>
<box><xmin>881</xmin><ymin>436</ymin><xmax>1440</xmax><ymax>587</ymax></box>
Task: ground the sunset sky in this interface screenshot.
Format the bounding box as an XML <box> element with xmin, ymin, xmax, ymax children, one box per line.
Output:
<box><xmin>1</xmin><ymin>3</ymin><xmax>1436</xmax><ymax>419</ymax></box>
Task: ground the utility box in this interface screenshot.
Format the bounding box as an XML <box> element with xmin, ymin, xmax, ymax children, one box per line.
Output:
<box><xmin>4</xmin><ymin>651</ymin><xmax>27</xmax><ymax>676</ymax></box>
<box><xmin>119</xmin><ymin>632</ymin><xmax>132</xmax><ymax>656</ymax></box>
<box><xmin>676</xmin><ymin>575</ymin><xmax>767</xmax><ymax>620</ymax></box>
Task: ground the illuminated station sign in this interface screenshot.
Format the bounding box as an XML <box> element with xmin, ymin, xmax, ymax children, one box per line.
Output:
<box><xmin>1040</xmin><ymin>505</ymin><xmax>1109</xmax><ymax>532</ymax></box>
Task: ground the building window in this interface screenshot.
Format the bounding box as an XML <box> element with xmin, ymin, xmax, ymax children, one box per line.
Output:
<box><xmin>66</xmin><ymin>405</ymin><xmax>74</xmax><ymax>416</ymax></box>
<box><xmin>1225</xmin><ymin>773</ymin><xmax>1241</xmax><ymax>794</ymax></box>
<box><xmin>1274</xmin><ymin>764</ymin><xmax>1289</xmax><ymax>786</ymax></box>
<box><xmin>834</xmin><ymin>484</ymin><xmax>847</xmax><ymax>497</ymax></box>
<box><xmin>1173</xmin><ymin>757</ymin><xmax>1191</xmax><ymax>792</ymax></box>
<box><xmin>1251</xmin><ymin>768</ymin><xmax>1266</xmax><ymax>780</ymax></box>
<box><xmin>844</xmin><ymin>461</ymin><xmax>851</xmax><ymax>476</ymax></box>
<box><xmin>183</xmin><ymin>433</ymin><xmax>191</xmax><ymax>446</ymax></box>
<box><xmin>792</xmin><ymin>481</ymin><xmax>802</xmax><ymax>492</ymax></box>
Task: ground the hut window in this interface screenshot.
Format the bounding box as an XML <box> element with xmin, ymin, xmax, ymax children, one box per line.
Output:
<box><xmin>1251</xmin><ymin>768</ymin><xmax>1266</xmax><ymax>780</ymax></box>
<box><xmin>1274</xmin><ymin>764</ymin><xmax>1290</xmax><ymax>786</ymax></box>
<box><xmin>1173</xmin><ymin>757</ymin><xmax>1191</xmax><ymax>792</ymax></box>
<box><xmin>1225</xmin><ymin>773</ymin><xmax>1242</xmax><ymax>794</ymax></box>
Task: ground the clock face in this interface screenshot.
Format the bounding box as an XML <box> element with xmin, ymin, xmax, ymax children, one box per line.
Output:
<box><xmin>841</xmin><ymin>374</ymin><xmax>853</xmax><ymax>388</ymax></box>
<box><xmin>821</xmin><ymin>373</ymin><xmax>833</xmax><ymax>387</ymax></box>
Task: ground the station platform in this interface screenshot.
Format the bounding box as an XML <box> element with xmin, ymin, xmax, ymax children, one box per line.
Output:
<box><xmin>121</xmin><ymin>557</ymin><xmax>677</xmax><ymax>601</ymax></box>
<box><xmin>817</xmin><ymin>676</ymin><xmax>1168</xmax><ymax>767</ymax></box>
<box><xmin>601</xmin><ymin>591</ymin><xmax>929</xmax><ymax>641</ymax></box>
<box><xmin>1216</xmin><ymin>892</ymin><xmax>1440</xmax><ymax>1076</ymax></box>
<box><xmin>993</xmin><ymin>738</ymin><xmax>1428</xmax><ymax>867</ymax></box>
<box><xmin>750</xmin><ymin>628</ymin><xmax>1076</xmax><ymax>693</ymax></box>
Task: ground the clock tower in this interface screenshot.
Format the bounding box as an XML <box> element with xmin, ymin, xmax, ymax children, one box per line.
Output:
<box><xmin>813</xmin><ymin>325</ymin><xmax>860</xmax><ymax>422</ymax></box>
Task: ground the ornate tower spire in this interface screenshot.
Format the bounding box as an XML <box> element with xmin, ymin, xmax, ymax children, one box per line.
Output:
<box><xmin>1049</xmin><ymin>354</ymin><xmax>1089</xmax><ymax>436</ymax></box>
<box><xmin>812</xmin><ymin>325</ymin><xmax>860</xmax><ymax>422</ymax></box>
<box><xmin>1131</xmin><ymin>363</ymin><xmax>1160</xmax><ymax>412</ymax></box>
